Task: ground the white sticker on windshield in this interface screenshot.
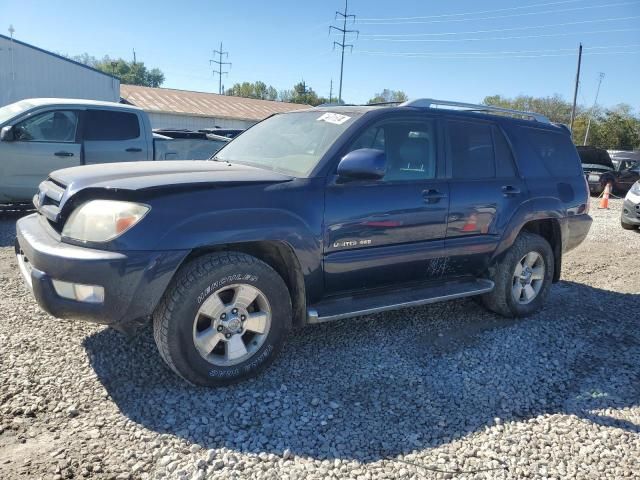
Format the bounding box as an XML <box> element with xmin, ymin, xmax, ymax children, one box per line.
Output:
<box><xmin>317</xmin><ymin>112</ymin><xmax>351</xmax><ymax>125</ymax></box>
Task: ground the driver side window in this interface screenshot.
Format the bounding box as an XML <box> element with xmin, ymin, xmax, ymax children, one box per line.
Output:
<box><xmin>14</xmin><ymin>110</ymin><xmax>78</xmax><ymax>143</ymax></box>
<box><xmin>347</xmin><ymin>119</ymin><xmax>438</xmax><ymax>181</ymax></box>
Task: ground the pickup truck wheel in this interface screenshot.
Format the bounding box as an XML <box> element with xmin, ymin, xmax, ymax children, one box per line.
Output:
<box><xmin>481</xmin><ymin>232</ymin><xmax>553</xmax><ymax>318</ymax></box>
<box><xmin>153</xmin><ymin>252</ymin><xmax>292</xmax><ymax>386</ymax></box>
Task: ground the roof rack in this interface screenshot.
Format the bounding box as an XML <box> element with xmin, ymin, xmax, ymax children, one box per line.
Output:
<box><xmin>400</xmin><ymin>98</ymin><xmax>550</xmax><ymax>124</ymax></box>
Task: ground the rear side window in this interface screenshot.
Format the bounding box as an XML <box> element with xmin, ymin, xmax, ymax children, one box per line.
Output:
<box><xmin>84</xmin><ymin>110</ymin><xmax>140</xmax><ymax>141</ymax></box>
<box><xmin>492</xmin><ymin>126</ymin><xmax>517</xmax><ymax>177</ymax></box>
<box><xmin>519</xmin><ymin>127</ymin><xmax>581</xmax><ymax>177</ymax></box>
<box><xmin>448</xmin><ymin>120</ymin><xmax>495</xmax><ymax>179</ymax></box>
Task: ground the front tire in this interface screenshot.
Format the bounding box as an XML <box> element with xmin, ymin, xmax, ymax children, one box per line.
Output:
<box><xmin>481</xmin><ymin>232</ymin><xmax>554</xmax><ymax>318</ymax></box>
<box><xmin>153</xmin><ymin>252</ymin><xmax>292</xmax><ymax>386</ymax></box>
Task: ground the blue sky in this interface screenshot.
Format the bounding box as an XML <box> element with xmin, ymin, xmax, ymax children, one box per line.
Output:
<box><xmin>1</xmin><ymin>0</ymin><xmax>639</xmax><ymax>108</ymax></box>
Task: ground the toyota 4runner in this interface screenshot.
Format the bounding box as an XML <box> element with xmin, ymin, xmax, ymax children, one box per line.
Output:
<box><xmin>15</xmin><ymin>99</ymin><xmax>592</xmax><ymax>386</ymax></box>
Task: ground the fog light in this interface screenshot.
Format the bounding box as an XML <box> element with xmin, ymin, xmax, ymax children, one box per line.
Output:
<box><xmin>52</xmin><ymin>280</ymin><xmax>105</xmax><ymax>304</ymax></box>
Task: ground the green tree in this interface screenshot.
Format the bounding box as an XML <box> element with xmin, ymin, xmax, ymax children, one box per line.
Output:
<box><xmin>84</xmin><ymin>56</ymin><xmax>164</xmax><ymax>87</ymax></box>
<box><xmin>368</xmin><ymin>89</ymin><xmax>408</xmax><ymax>104</ymax></box>
<box><xmin>226</xmin><ymin>81</ymin><xmax>279</xmax><ymax>100</ymax></box>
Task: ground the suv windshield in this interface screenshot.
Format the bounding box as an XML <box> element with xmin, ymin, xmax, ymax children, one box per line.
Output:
<box><xmin>0</xmin><ymin>100</ymin><xmax>36</xmax><ymax>125</ymax></box>
<box><xmin>214</xmin><ymin>110</ymin><xmax>360</xmax><ymax>177</ymax></box>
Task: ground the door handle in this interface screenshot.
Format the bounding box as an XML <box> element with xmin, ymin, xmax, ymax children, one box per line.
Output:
<box><xmin>422</xmin><ymin>189</ymin><xmax>447</xmax><ymax>204</ymax></box>
<box><xmin>501</xmin><ymin>185</ymin><xmax>521</xmax><ymax>196</ymax></box>
<box><xmin>54</xmin><ymin>151</ymin><xmax>74</xmax><ymax>157</ymax></box>
<box><xmin>126</xmin><ymin>147</ymin><xmax>142</xmax><ymax>153</ymax></box>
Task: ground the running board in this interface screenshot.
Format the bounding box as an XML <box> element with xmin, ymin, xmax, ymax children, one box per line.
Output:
<box><xmin>307</xmin><ymin>278</ymin><xmax>494</xmax><ymax>324</ymax></box>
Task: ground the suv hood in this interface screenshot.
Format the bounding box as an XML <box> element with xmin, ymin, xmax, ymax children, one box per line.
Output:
<box><xmin>50</xmin><ymin>160</ymin><xmax>292</xmax><ymax>196</ymax></box>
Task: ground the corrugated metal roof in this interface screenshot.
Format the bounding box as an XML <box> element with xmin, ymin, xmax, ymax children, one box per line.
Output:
<box><xmin>120</xmin><ymin>85</ymin><xmax>310</xmax><ymax>122</ymax></box>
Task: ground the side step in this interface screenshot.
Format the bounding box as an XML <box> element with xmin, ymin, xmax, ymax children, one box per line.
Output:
<box><xmin>307</xmin><ymin>278</ymin><xmax>494</xmax><ymax>324</ymax></box>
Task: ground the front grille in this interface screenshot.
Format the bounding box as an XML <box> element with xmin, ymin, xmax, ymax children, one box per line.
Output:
<box><xmin>34</xmin><ymin>178</ymin><xmax>67</xmax><ymax>230</ymax></box>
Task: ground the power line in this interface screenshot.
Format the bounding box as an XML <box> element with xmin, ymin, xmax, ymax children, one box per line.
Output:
<box><xmin>356</xmin><ymin>50</ymin><xmax>636</xmax><ymax>59</ymax></box>
<box><xmin>354</xmin><ymin>28</ymin><xmax>638</xmax><ymax>43</ymax></box>
<box><xmin>356</xmin><ymin>44</ymin><xmax>640</xmax><ymax>57</ymax></box>
<box><xmin>357</xmin><ymin>1</ymin><xmax>639</xmax><ymax>25</ymax></box>
<box><xmin>330</xmin><ymin>0</ymin><xmax>358</xmax><ymax>103</ymax></box>
<box><xmin>359</xmin><ymin>15</ymin><xmax>640</xmax><ymax>38</ymax></box>
<box><xmin>358</xmin><ymin>0</ymin><xmax>585</xmax><ymax>21</ymax></box>
<box><xmin>210</xmin><ymin>42</ymin><xmax>231</xmax><ymax>95</ymax></box>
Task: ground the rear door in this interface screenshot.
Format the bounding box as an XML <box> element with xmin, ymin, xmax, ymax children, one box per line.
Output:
<box><xmin>83</xmin><ymin>109</ymin><xmax>148</xmax><ymax>163</ymax></box>
<box><xmin>0</xmin><ymin>109</ymin><xmax>81</xmax><ymax>202</ymax></box>
<box><xmin>445</xmin><ymin>119</ymin><xmax>527</xmax><ymax>276</ymax></box>
<box><xmin>323</xmin><ymin>115</ymin><xmax>450</xmax><ymax>295</ymax></box>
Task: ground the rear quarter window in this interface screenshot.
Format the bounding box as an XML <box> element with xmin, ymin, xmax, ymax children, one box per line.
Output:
<box><xmin>84</xmin><ymin>110</ymin><xmax>141</xmax><ymax>141</ymax></box>
<box><xmin>517</xmin><ymin>127</ymin><xmax>581</xmax><ymax>177</ymax></box>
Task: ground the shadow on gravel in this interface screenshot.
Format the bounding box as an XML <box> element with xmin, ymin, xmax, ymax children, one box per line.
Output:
<box><xmin>0</xmin><ymin>212</ymin><xmax>25</xmax><ymax>248</ymax></box>
<box><xmin>84</xmin><ymin>281</ymin><xmax>640</xmax><ymax>462</ymax></box>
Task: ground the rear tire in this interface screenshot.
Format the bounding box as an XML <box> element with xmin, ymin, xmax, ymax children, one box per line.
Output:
<box><xmin>153</xmin><ymin>252</ymin><xmax>292</xmax><ymax>386</ymax></box>
<box><xmin>481</xmin><ymin>232</ymin><xmax>554</xmax><ymax>318</ymax></box>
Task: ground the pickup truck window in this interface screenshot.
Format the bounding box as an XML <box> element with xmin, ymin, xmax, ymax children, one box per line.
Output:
<box><xmin>348</xmin><ymin>120</ymin><xmax>438</xmax><ymax>181</ymax></box>
<box><xmin>84</xmin><ymin>110</ymin><xmax>140</xmax><ymax>141</ymax></box>
<box><xmin>214</xmin><ymin>111</ymin><xmax>361</xmax><ymax>177</ymax></box>
<box><xmin>449</xmin><ymin>120</ymin><xmax>496</xmax><ymax>179</ymax></box>
<box><xmin>14</xmin><ymin>110</ymin><xmax>78</xmax><ymax>143</ymax></box>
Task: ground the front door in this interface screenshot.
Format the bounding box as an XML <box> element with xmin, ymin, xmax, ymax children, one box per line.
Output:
<box><xmin>0</xmin><ymin>110</ymin><xmax>81</xmax><ymax>203</ymax></box>
<box><xmin>323</xmin><ymin>116</ymin><xmax>450</xmax><ymax>295</ymax></box>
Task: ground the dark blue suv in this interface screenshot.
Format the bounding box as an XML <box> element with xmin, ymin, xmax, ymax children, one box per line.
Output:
<box><xmin>15</xmin><ymin>99</ymin><xmax>592</xmax><ymax>386</ymax></box>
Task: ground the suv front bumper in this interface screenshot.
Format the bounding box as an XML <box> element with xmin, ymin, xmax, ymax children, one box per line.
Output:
<box><xmin>15</xmin><ymin>214</ymin><xmax>188</xmax><ymax>327</ymax></box>
<box><xmin>622</xmin><ymin>193</ymin><xmax>640</xmax><ymax>226</ymax></box>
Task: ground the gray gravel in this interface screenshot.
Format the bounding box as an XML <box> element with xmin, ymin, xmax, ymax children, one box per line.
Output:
<box><xmin>1</xmin><ymin>198</ymin><xmax>639</xmax><ymax>479</ymax></box>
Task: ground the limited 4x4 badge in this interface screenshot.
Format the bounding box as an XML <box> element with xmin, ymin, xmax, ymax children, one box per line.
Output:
<box><xmin>333</xmin><ymin>239</ymin><xmax>372</xmax><ymax>248</ymax></box>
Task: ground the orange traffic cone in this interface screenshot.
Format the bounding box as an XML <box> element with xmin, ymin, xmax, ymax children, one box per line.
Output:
<box><xmin>599</xmin><ymin>182</ymin><xmax>612</xmax><ymax>209</ymax></box>
<box><xmin>462</xmin><ymin>213</ymin><xmax>478</xmax><ymax>232</ymax></box>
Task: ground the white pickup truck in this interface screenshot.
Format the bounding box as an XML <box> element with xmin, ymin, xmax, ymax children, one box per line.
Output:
<box><xmin>0</xmin><ymin>98</ymin><xmax>229</xmax><ymax>205</ymax></box>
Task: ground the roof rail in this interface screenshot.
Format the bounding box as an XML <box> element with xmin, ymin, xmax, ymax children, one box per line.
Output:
<box><xmin>399</xmin><ymin>98</ymin><xmax>550</xmax><ymax>124</ymax></box>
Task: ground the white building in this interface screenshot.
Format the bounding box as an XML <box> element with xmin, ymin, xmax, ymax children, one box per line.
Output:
<box><xmin>120</xmin><ymin>85</ymin><xmax>306</xmax><ymax>130</ymax></box>
<box><xmin>0</xmin><ymin>34</ymin><xmax>120</xmax><ymax>107</ymax></box>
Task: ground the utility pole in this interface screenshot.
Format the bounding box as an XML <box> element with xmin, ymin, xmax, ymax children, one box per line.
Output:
<box><xmin>329</xmin><ymin>79</ymin><xmax>333</xmax><ymax>104</ymax></box>
<box><xmin>330</xmin><ymin>0</ymin><xmax>358</xmax><ymax>104</ymax></box>
<box><xmin>8</xmin><ymin>25</ymin><xmax>15</xmax><ymax>81</ymax></box>
<box><xmin>132</xmin><ymin>48</ymin><xmax>137</xmax><ymax>64</ymax></box>
<box><xmin>569</xmin><ymin>43</ymin><xmax>582</xmax><ymax>133</ymax></box>
<box><xmin>210</xmin><ymin>42</ymin><xmax>231</xmax><ymax>95</ymax></box>
<box><xmin>583</xmin><ymin>72</ymin><xmax>605</xmax><ymax>146</ymax></box>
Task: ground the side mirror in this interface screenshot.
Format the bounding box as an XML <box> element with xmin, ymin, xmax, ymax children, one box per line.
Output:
<box><xmin>0</xmin><ymin>125</ymin><xmax>15</xmax><ymax>142</ymax></box>
<box><xmin>337</xmin><ymin>148</ymin><xmax>386</xmax><ymax>181</ymax></box>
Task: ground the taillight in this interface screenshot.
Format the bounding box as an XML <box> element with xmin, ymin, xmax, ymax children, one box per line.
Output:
<box><xmin>583</xmin><ymin>174</ymin><xmax>590</xmax><ymax>214</ymax></box>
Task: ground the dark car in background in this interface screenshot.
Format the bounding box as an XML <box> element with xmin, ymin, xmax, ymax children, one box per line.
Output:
<box><xmin>577</xmin><ymin>146</ymin><xmax>615</xmax><ymax>195</ymax></box>
<box><xmin>153</xmin><ymin>129</ymin><xmax>230</xmax><ymax>160</ymax></box>
<box><xmin>198</xmin><ymin>128</ymin><xmax>244</xmax><ymax>139</ymax></box>
<box><xmin>577</xmin><ymin>146</ymin><xmax>640</xmax><ymax>195</ymax></box>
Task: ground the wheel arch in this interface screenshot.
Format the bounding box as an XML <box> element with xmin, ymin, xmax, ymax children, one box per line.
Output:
<box><xmin>182</xmin><ymin>240</ymin><xmax>307</xmax><ymax>328</ymax></box>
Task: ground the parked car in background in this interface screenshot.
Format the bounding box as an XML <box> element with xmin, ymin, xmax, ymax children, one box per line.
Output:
<box><xmin>0</xmin><ymin>99</ymin><xmax>233</xmax><ymax>206</ymax></box>
<box><xmin>198</xmin><ymin>128</ymin><xmax>244</xmax><ymax>139</ymax></box>
<box><xmin>154</xmin><ymin>133</ymin><xmax>230</xmax><ymax>160</ymax></box>
<box><xmin>577</xmin><ymin>146</ymin><xmax>615</xmax><ymax>195</ymax></box>
<box><xmin>16</xmin><ymin>98</ymin><xmax>591</xmax><ymax>386</ymax></box>
<box><xmin>621</xmin><ymin>180</ymin><xmax>640</xmax><ymax>230</ymax></box>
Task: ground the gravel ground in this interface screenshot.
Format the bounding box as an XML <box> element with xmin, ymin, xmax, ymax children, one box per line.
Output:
<box><xmin>0</xmin><ymin>198</ymin><xmax>638</xmax><ymax>480</ymax></box>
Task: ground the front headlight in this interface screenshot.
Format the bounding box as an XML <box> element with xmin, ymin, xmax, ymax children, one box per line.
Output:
<box><xmin>62</xmin><ymin>200</ymin><xmax>150</xmax><ymax>242</ymax></box>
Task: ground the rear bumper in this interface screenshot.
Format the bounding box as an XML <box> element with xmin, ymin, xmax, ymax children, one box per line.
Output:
<box><xmin>564</xmin><ymin>214</ymin><xmax>592</xmax><ymax>253</ymax></box>
<box><xmin>15</xmin><ymin>214</ymin><xmax>188</xmax><ymax>326</ymax></box>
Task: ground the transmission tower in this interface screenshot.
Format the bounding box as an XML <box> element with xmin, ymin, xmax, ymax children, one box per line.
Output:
<box><xmin>210</xmin><ymin>42</ymin><xmax>231</xmax><ymax>95</ymax></box>
<box><xmin>330</xmin><ymin>0</ymin><xmax>358</xmax><ymax>104</ymax></box>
